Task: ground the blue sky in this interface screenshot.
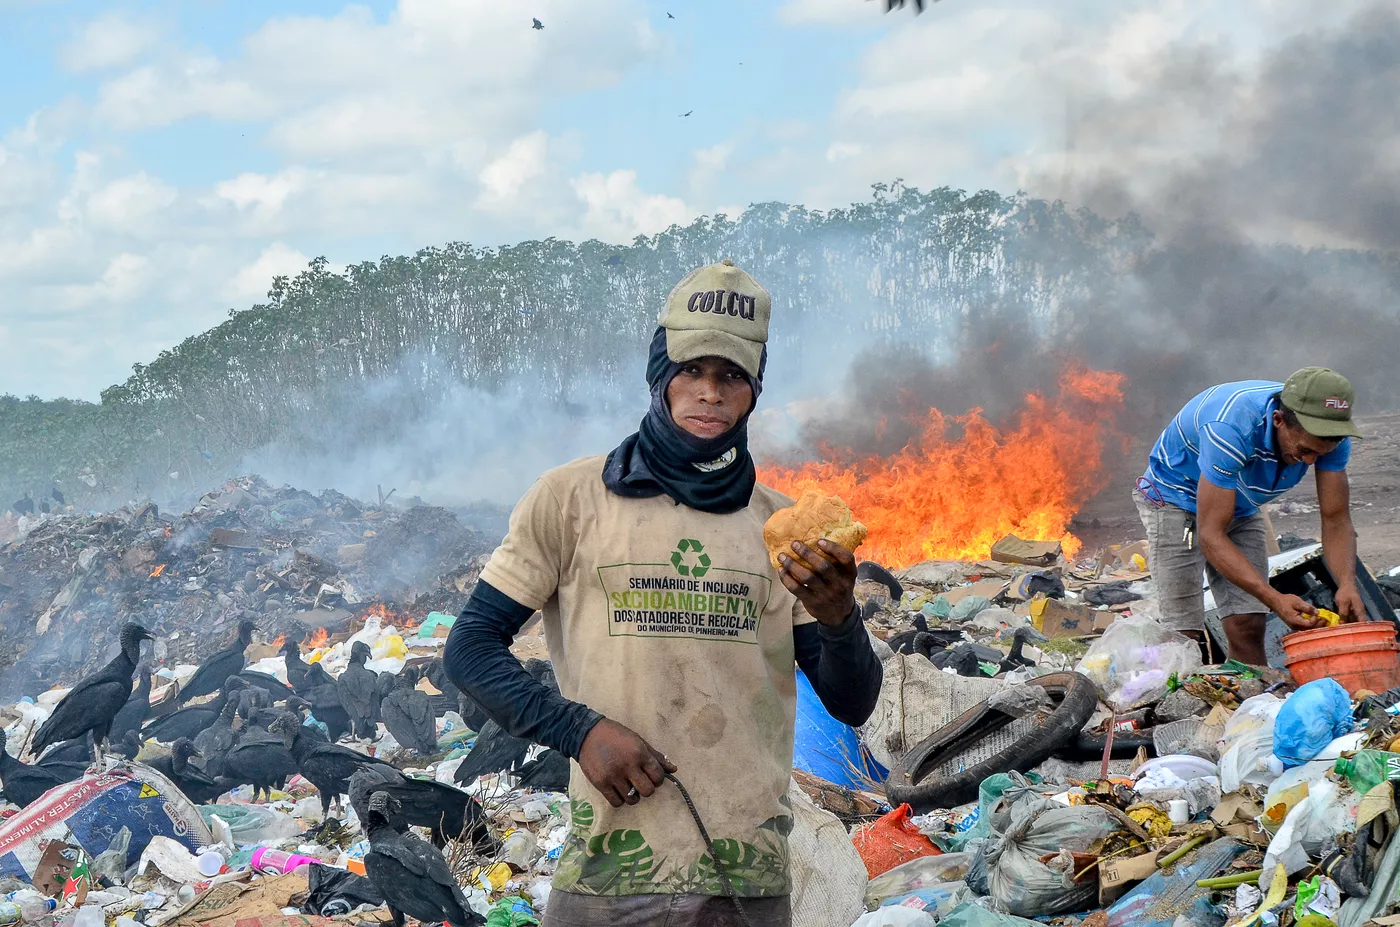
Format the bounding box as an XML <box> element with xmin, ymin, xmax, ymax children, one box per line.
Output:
<box><xmin>0</xmin><ymin>0</ymin><xmax>1353</xmax><ymax>399</ymax></box>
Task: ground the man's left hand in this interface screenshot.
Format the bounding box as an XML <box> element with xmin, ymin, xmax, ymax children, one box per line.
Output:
<box><xmin>1335</xmin><ymin>585</ymin><xmax>1367</xmax><ymax>623</ymax></box>
<box><xmin>779</xmin><ymin>539</ymin><xmax>858</xmax><ymax>627</ymax></box>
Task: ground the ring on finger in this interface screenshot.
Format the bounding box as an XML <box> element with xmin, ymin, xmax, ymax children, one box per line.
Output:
<box><xmin>626</xmin><ymin>786</ymin><xmax>639</xmax><ymax>800</ymax></box>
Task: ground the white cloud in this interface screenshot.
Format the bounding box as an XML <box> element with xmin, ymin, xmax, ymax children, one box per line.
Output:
<box><xmin>227</xmin><ymin>242</ymin><xmax>312</xmax><ymax>303</ymax></box>
<box><xmin>476</xmin><ymin>131</ymin><xmax>550</xmax><ymax>211</ymax></box>
<box><xmin>778</xmin><ymin>0</ymin><xmax>888</xmax><ymax>26</ymax></box>
<box><xmin>86</xmin><ymin>173</ymin><xmax>178</xmax><ymax>233</ymax></box>
<box><xmin>215</xmin><ymin>169</ymin><xmax>310</xmax><ymax>219</ymax></box>
<box><xmin>59</xmin><ymin>13</ymin><xmax>162</xmax><ymax>72</ymax></box>
<box><xmin>572</xmin><ymin>169</ymin><xmax>693</xmax><ymax>243</ymax></box>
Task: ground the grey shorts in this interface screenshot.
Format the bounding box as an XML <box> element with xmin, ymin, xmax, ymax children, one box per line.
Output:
<box><xmin>1133</xmin><ymin>490</ymin><xmax>1270</xmax><ymax>632</ymax></box>
<box><xmin>541</xmin><ymin>891</ymin><xmax>790</xmax><ymax>927</ymax></box>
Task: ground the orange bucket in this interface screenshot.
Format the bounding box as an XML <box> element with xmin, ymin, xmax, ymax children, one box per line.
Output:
<box><xmin>1281</xmin><ymin>622</ymin><xmax>1400</xmax><ymax>695</ymax></box>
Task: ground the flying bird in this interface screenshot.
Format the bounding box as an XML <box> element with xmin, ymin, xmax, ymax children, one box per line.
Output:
<box><xmin>680</xmin><ymin>110</ymin><xmax>693</xmax><ymax>117</ymax></box>
<box><xmin>875</xmin><ymin>0</ymin><xmax>930</xmax><ymax>10</ymax></box>
<box><xmin>667</xmin><ymin>11</ymin><xmax>675</xmax><ymax>17</ymax></box>
<box><xmin>532</xmin><ymin>17</ymin><xmax>544</xmax><ymax>30</ymax></box>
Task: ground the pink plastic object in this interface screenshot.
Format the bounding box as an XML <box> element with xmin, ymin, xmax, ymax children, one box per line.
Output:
<box><xmin>250</xmin><ymin>847</ymin><xmax>318</xmax><ymax>874</ymax></box>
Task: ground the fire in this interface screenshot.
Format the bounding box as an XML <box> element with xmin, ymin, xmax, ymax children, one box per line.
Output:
<box><xmin>363</xmin><ymin>602</ymin><xmax>399</xmax><ymax>626</ymax></box>
<box><xmin>270</xmin><ymin>634</ymin><xmax>287</xmax><ymax>647</ymax></box>
<box><xmin>149</xmin><ymin>564</ymin><xmax>166</xmax><ymax>579</ymax></box>
<box><xmin>759</xmin><ymin>364</ymin><xmax>1127</xmax><ymax>568</ymax></box>
<box><xmin>308</xmin><ymin>628</ymin><xmax>329</xmax><ymax>649</ymax></box>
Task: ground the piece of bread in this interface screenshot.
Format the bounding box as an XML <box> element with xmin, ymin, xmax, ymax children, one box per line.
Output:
<box><xmin>763</xmin><ymin>490</ymin><xmax>868</xmax><ymax>571</ymax></box>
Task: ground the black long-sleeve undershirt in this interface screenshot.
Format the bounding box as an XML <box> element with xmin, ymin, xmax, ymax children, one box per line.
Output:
<box><xmin>444</xmin><ymin>580</ymin><xmax>882</xmax><ymax>759</ymax></box>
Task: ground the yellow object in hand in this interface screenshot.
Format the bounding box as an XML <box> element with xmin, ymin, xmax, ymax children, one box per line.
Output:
<box><xmin>1317</xmin><ymin>609</ymin><xmax>1342</xmax><ymax>627</ymax></box>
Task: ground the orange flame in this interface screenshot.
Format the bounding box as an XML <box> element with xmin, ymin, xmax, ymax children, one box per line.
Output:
<box><xmin>270</xmin><ymin>634</ymin><xmax>287</xmax><ymax>647</ymax></box>
<box><xmin>363</xmin><ymin>602</ymin><xmax>399</xmax><ymax>625</ymax></box>
<box><xmin>308</xmin><ymin>628</ymin><xmax>329</xmax><ymax>649</ymax></box>
<box><xmin>759</xmin><ymin>364</ymin><xmax>1127</xmax><ymax>568</ymax></box>
<box><xmin>149</xmin><ymin>564</ymin><xmax>167</xmax><ymax>579</ymax></box>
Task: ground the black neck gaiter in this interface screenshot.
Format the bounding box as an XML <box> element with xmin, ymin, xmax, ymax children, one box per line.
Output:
<box><xmin>602</xmin><ymin>328</ymin><xmax>764</xmax><ymax>514</ymax></box>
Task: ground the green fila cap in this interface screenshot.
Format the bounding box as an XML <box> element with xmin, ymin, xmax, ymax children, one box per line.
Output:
<box><xmin>658</xmin><ymin>260</ymin><xmax>771</xmax><ymax>378</ymax></box>
<box><xmin>1281</xmin><ymin>367</ymin><xmax>1362</xmax><ymax>439</ymax></box>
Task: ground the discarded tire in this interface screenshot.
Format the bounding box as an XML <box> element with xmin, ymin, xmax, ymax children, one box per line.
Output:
<box><xmin>885</xmin><ymin>671</ymin><xmax>1099</xmax><ymax>812</ymax></box>
<box><xmin>1054</xmin><ymin>728</ymin><xmax>1157</xmax><ymax>761</ymax></box>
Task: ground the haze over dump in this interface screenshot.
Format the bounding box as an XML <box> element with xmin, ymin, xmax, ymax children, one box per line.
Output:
<box><xmin>3</xmin><ymin>6</ymin><xmax>1399</xmax><ymax>514</ymax></box>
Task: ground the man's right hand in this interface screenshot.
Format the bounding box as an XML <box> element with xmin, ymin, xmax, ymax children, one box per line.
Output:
<box><xmin>578</xmin><ymin>718</ymin><xmax>676</xmax><ymax>808</ymax></box>
<box><xmin>1271</xmin><ymin>593</ymin><xmax>1324</xmax><ymax>631</ymax></box>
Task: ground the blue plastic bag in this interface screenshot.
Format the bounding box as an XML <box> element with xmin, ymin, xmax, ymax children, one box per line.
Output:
<box><xmin>1274</xmin><ymin>678</ymin><xmax>1354</xmax><ymax>769</ymax></box>
<box><xmin>793</xmin><ymin>669</ymin><xmax>887</xmax><ymax>790</ymax></box>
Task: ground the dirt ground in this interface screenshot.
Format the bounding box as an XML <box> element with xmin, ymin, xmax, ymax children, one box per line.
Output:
<box><xmin>1071</xmin><ymin>411</ymin><xmax>1400</xmax><ymax>572</ymax></box>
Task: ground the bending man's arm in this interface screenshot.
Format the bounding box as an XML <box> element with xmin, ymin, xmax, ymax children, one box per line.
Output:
<box><xmin>1317</xmin><ymin>468</ymin><xmax>1363</xmax><ymax>621</ymax></box>
<box><xmin>793</xmin><ymin>606</ymin><xmax>883</xmax><ymax>728</ymax></box>
<box><xmin>443</xmin><ymin>580</ymin><xmax>602</xmax><ymax>759</ymax></box>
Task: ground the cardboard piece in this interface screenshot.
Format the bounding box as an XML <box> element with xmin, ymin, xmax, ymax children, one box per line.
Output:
<box><xmin>991</xmin><ymin>535</ymin><xmax>1063</xmax><ymax>567</ymax></box>
<box><xmin>1099</xmin><ymin>850</ymin><xmax>1160</xmax><ymax>906</ymax></box>
<box><xmin>210</xmin><ymin>528</ymin><xmax>258</xmax><ymax>549</ymax></box>
<box><xmin>172</xmin><ymin>872</ymin><xmax>309</xmax><ymax>927</ymax></box>
<box><xmin>1221</xmin><ymin>822</ymin><xmax>1272</xmax><ymax>847</ymax></box>
<box><xmin>1092</xmin><ymin>610</ymin><xmax>1117</xmax><ymax>633</ymax></box>
<box><xmin>1031</xmin><ymin>597</ymin><xmax>1102</xmax><ymax>638</ymax></box>
<box><xmin>941</xmin><ymin>580</ymin><xmax>1007</xmax><ymax>606</ymax></box>
<box><xmin>1211</xmin><ymin>793</ymin><xmax>1264</xmax><ymax>827</ymax></box>
<box><xmin>30</xmin><ymin>841</ymin><xmax>79</xmax><ymax>899</ymax></box>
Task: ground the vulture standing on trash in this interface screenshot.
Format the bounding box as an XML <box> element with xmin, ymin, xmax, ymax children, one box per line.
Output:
<box><xmin>32</xmin><ymin>622</ymin><xmax>153</xmax><ymax>764</ymax></box>
<box><xmin>109</xmin><ymin>664</ymin><xmax>153</xmax><ymax>743</ymax></box>
<box><xmin>0</xmin><ymin>728</ymin><xmax>78</xmax><ymax>809</ymax></box>
<box><xmin>283</xmin><ymin>639</ymin><xmax>312</xmax><ymax>694</ymax></box>
<box><xmin>147</xmin><ymin>738</ymin><xmax>224</xmax><ymax>804</ymax></box>
<box><xmin>281</xmin><ymin>713</ymin><xmax>393</xmax><ymax>815</ymax></box>
<box><xmin>380</xmin><ymin>666</ymin><xmax>437</xmax><ymax>755</ymax></box>
<box><xmin>421</xmin><ymin>658</ymin><xmax>462</xmax><ymax>719</ymax></box>
<box><xmin>514</xmin><ymin>749</ymin><xmax>571</xmax><ymax>792</ymax></box>
<box><xmin>454</xmin><ymin>659</ymin><xmax>557</xmax><ymax>787</ymax></box>
<box><xmin>192</xmin><ymin>702</ymin><xmax>241</xmax><ymax>778</ymax></box>
<box><xmin>178</xmin><ymin>619</ymin><xmax>258</xmax><ymax>705</ymax></box>
<box><xmin>236</xmin><ymin>670</ymin><xmax>299</xmax><ymax>705</ymax></box>
<box><xmin>303</xmin><ymin>663</ymin><xmax>352</xmax><ymax>742</ymax></box>
<box><xmin>144</xmin><ymin>675</ymin><xmax>249</xmax><ymax>743</ymax></box>
<box><xmin>223</xmin><ymin>712</ymin><xmax>299</xmax><ymax>802</ymax></box>
<box><xmin>336</xmin><ymin>642</ymin><xmax>380</xmax><ymax>740</ymax></box>
<box><xmin>362</xmin><ymin>792</ymin><xmax>482</xmax><ymax>927</ymax></box>
<box><xmin>348</xmin><ymin>767</ymin><xmax>493</xmax><ymax>851</ymax></box>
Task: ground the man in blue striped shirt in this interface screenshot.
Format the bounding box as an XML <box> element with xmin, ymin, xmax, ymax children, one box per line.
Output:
<box><xmin>1135</xmin><ymin>367</ymin><xmax>1363</xmax><ymax>665</ymax></box>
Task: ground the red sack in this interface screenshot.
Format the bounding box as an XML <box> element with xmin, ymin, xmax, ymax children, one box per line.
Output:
<box><xmin>850</xmin><ymin>803</ymin><xmax>941</xmax><ymax>879</ymax></box>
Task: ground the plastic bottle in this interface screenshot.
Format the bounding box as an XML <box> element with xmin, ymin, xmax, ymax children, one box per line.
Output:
<box><xmin>250</xmin><ymin>847</ymin><xmax>318</xmax><ymax>874</ymax></box>
<box><xmin>1334</xmin><ymin>751</ymin><xmax>1400</xmax><ymax>794</ymax></box>
<box><xmin>6</xmin><ymin>893</ymin><xmax>56</xmax><ymax>926</ymax></box>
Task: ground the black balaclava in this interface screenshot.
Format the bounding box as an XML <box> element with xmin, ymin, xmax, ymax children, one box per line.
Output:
<box><xmin>603</xmin><ymin>327</ymin><xmax>766</xmax><ymax>513</ymax></box>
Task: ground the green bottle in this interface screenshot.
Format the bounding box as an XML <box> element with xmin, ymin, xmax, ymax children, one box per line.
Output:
<box><xmin>1334</xmin><ymin>751</ymin><xmax>1400</xmax><ymax>794</ymax></box>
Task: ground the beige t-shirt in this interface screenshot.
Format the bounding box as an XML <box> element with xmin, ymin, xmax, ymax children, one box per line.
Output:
<box><xmin>480</xmin><ymin>455</ymin><xmax>814</xmax><ymax>897</ymax></box>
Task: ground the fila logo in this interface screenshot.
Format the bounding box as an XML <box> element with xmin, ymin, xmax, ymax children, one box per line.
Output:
<box><xmin>687</xmin><ymin>289</ymin><xmax>757</xmax><ymax>321</ymax></box>
<box><xmin>1324</xmin><ymin>398</ymin><xmax>1350</xmax><ymax>410</ymax></box>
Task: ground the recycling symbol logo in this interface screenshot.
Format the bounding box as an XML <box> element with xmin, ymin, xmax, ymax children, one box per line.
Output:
<box><xmin>670</xmin><ymin>539</ymin><xmax>711</xmax><ymax>578</ymax></box>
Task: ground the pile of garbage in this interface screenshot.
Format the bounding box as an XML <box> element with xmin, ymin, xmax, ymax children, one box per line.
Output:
<box><xmin>0</xmin><ymin>477</ymin><xmax>496</xmax><ymax>699</ymax></box>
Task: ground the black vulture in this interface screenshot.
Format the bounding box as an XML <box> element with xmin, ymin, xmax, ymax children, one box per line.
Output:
<box><xmin>193</xmin><ymin>701</ymin><xmax>241</xmax><ymax>778</ymax></box>
<box><xmin>178</xmin><ymin>620</ymin><xmax>257</xmax><ymax>705</ymax></box>
<box><xmin>237</xmin><ymin>671</ymin><xmax>298</xmax><ymax>705</ymax></box>
<box><xmin>235</xmin><ymin>685</ymin><xmax>271</xmax><ymax>721</ymax></box>
<box><xmin>456</xmin><ymin>690</ymin><xmax>490</xmax><ymax>733</ymax></box>
<box><xmin>282</xmin><ymin>714</ymin><xmax>393</xmax><ymax>815</ymax></box>
<box><xmin>51</xmin><ymin>487</ymin><xmax>65</xmax><ymax>506</ymax></box>
<box><xmin>283</xmin><ymin>639</ymin><xmax>312</xmax><ymax>694</ymax></box>
<box><xmin>115</xmin><ymin>730</ymin><xmax>142</xmax><ymax>760</ymax></box>
<box><xmin>362</xmin><ymin>792</ymin><xmax>482</xmax><ymax>927</ymax></box>
<box><xmin>997</xmin><ymin>626</ymin><xmax>1049</xmax><ymax>675</ymax></box>
<box><xmin>454</xmin><ymin>659</ymin><xmax>557</xmax><ymax>787</ymax></box>
<box><xmin>380</xmin><ymin>667</ymin><xmax>436</xmax><ymax>755</ymax></box>
<box><xmin>12</xmin><ymin>495</ymin><xmax>33</xmax><ymax>516</ymax></box>
<box><xmin>32</xmin><ymin>622</ymin><xmax>153</xmax><ymax>763</ymax></box>
<box><xmin>348</xmin><ymin>767</ymin><xmax>494</xmax><ymax>851</ymax></box>
<box><xmin>336</xmin><ymin>642</ymin><xmax>380</xmax><ymax>740</ymax></box>
<box><xmin>304</xmin><ymin>663</ymin><xmax>352</xmax><ymax>742</ymax></box>
<box><xmin>531</xmin><ymin>17</ymin><xmax>543</xmax><ymax>30</ymax></box>
<box><xmin>515</xmin><ymin>749</ymin><xmax>570</xmax><ymax>792</ymax></box>
<box><xmin>422</xmin><ymin>659</ymin><xmax>462</xmax><ymax>719</ymax></box>
<box><xmin>0</xmin><ymin>728</ymin><xmax>77</xmax><ymax>808</ymax></box>
<box><xmin>146</xmin><ymin>739</ymin><xmax>224</xmax><ymax>804</ymax></box>
<box><xmin>144</xmin><ymin>676</ymin><xmax>248</xmax><ymax>743</ymax></box>
<box><xmin>223</xmin><ymin>712</ymin><xmax>298</xmax><ymax>802</ymax></box>
<box><xmin>110</xmin><ymin>664</ymin><xmax>153</xmax><ymax>742</ymax></box>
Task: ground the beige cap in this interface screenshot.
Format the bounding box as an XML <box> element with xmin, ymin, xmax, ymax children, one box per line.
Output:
<box><xmin>658</xmin><ymin>260</ymin><xmax>771</xmax><ymax>378</ymax></box>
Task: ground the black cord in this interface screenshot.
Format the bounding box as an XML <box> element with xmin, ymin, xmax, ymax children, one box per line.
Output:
<box><xmin>665</xmin><ymin>772</ymin><xmax>756</xmax><ymax>927</ymax></box>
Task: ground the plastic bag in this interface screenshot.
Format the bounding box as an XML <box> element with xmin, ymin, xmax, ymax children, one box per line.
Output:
<box><xmin>851</xmin><ymin>909</ymin><xmax>937</xmax><ymax>927</ymax></box>
<box><xmin>950</xmin><ymin>596</ymin><xmax>993</xmax><ymax>622</ymax></box>
<box><xmin>1274</xmin><ymin>678</ymin><xmax>1355</xmax><ymax>769</ymax></box>
<box><xmin>1074</xmin><ymin>614</ymin><xmax>1202</xmax><ymax>711</ymax></box>
<box><xmin>852</xmin><ymin>804</ymin><xmax>943</xmax><ymax>879</ymax></box>
<box><xmin>866</xmin><ymin>854</ymin><xmax>971</xmax><ymax>907</ymax></box>
<box><xmin>1217</xmin><ymin>694</ymin><xmax>1285</xmax><ymax>794</ymax></box>
<box><xmin>1261</xmin><ymin>778</ymin><xmax>1362</xmax><ymax>878</ymax></box>
<box><xmin>987</xmin><ymin>685</ymin><xmax>1053</xmax><ymax>718</ymax></box>
<box><xmin>971</xmin><ymin>794</ymin><xmax>1123</xmax><ymax>916</ymax></box>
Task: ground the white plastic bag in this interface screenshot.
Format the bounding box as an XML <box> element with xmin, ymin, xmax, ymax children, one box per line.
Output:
<box><xmin>851</xmin><ymin>909</ymin><xmax>938</xmax><ymax>927</ymax></box>
<box><xmin>1218</xmin><ymin>694</ymin><xmax>1285</xmax><ymax>793</ymax></box>
<box><xmin>1074</xmin><ymin>615</ymin><xmax>1202</xmax><ymax>711</ymax></box>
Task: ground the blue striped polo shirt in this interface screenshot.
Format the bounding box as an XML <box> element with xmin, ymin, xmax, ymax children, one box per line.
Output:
<box><xmin>1142</xmin><ymin>380</ymin><xmax>1351</xmax><ymax>518</ymax></box>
